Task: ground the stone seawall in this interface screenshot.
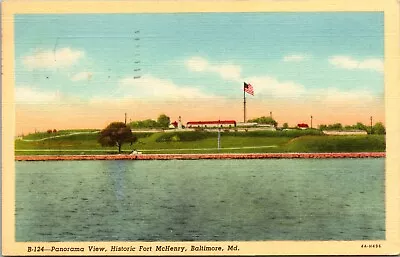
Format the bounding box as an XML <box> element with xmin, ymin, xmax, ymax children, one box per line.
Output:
<box><xmin>15</xmin><ymin>152</ymin><xmax>385</xmax><ymax>161</ymax></box>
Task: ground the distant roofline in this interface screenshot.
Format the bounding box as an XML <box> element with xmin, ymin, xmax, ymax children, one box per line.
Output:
<box><xmin>187</xmin><ymin>120</ymin><xmax>236</xmax><ymax>125</ymax></box>
<box><xmin>297</xmin><ymin>123</ymin><xmax>309</xmax><ymax>127</ymax></box>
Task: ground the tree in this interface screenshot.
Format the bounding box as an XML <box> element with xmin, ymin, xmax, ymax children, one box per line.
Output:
<box><xmin>248</xmin><ymin>116</ymin><xmax>278</xmax><ymax>127</ymax></box>
<box><xmin>129</xmin><ymin>119</ymin><xmax>158</xmax><ymax>129</ymax></box>
<box><xmin>157</xmin><ymin>114</ymin><xmax>171</xmax><ymax>128</ymax></box>
<box><xmin>98</xmin><ymin>122</ymin><xmax>137</xmax><ymax>153</ymax></box>
<box><xmin>141</xmin><ymin>119</ymin><xmax>158</xmax><ymax>128</ymax></box>
<box><xmin>353</xmin><ymin>122</ymin><xmax>367</xmax><ymax>131</ymax></box>
<box><xmin>373</xmin><ymin>122</ymin><xmax>385</xmax><ymax>135</ymax></box>
<box><xmin>282</xmin><ymin>123</ymin><xmax>289</xmax><ymax>129</ymax></box>
<box><xmin>327</xmin><ymin>123</ymin><xmax>343</xmax><ymax>130</ymax></box>
<box><xmin>129</xmin><ymin>114</ymin><xmax>171</xmax><ymax>129</ymax></box>
<box><xmin>319</xmin><ymin>124</ymin><xmax>327</xmax><ymax>130</ymax></box>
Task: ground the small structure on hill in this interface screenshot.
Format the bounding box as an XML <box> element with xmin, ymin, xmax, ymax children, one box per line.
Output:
<box><xmin>236</xmin><ymin>122</ymin><xmax>276</xmax><ymax>131</ymax></box>
<box><xmin>236</xmin><ymin>122</ymin><xmax>258</xmax><ymax>127</ymax></box>
<box><xmin>178</xmin><ymin>116</ymin><xmax>183</xmax><ymax>129</ymax></box>
<box><xmin>187</xmin><ymin>120</ymin><xmax>236</xmax><ymax>128</ymax></box>
<box><xmin>169</xmin><ymin>116</ymin><xmax>184</xmax><ymax>129</ymax></box>
<box><xmin>256</xmin><ymin>124</ymin><xmax>275</xmax><ymax>128</ymax></box>
<box><xmin>297</xmin><ymin>123</ymin><xmax>309</xmax><ymax>130</ymax></box>
<box><xmin>323</xmin><ymin>130</ymin><xmax>368</xmax><ymax>135</ymax></box>
<box><xmin>169</xmin><ymin>121</ymin><xmax>178</xmax><ymax>129</ymax></box>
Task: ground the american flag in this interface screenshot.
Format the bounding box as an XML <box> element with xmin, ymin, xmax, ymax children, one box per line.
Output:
<box><xmin>244</xmin><ymin>82</ymin><xmax>254</xmax><ymax>96</ymax></box>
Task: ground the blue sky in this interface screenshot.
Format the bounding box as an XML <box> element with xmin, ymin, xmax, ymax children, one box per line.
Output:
<box><xmin>14</xmin><ymin>12</ymin><xmax>384</xmax><ymax>131</ymax></box>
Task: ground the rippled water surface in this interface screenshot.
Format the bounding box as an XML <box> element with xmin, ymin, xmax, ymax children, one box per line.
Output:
<box><xmin>15</xmin><ymin>159</ymin><xmax>385</xmax><ymax>241</ymax></box>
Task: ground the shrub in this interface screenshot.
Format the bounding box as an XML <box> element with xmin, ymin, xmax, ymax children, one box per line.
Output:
<box><xmin>171</xmin><ymin>135</ymin><xmax>180</xmax><ymax>142</ymax></box>
<box><xmin>373</xmin><ymin>122</ymin><xmax>386</xmax><ymax>135</ymax></box>
<box><xmin>248</xmin><ymin>116</ymin><xmax>278</xmax><ymax>127</ymax></box>
<box><xmin>132</xmin><ymin>132</ymin><xmax>153</xmax><ymax>138</ymax></box>
<box><xmin>156</xmin><ymin>131</ymin><xmax>214</xmax><ymax>142</ymax></box>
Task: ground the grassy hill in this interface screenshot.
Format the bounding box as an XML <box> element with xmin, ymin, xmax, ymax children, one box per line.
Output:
<box><xmin>284</xmin><ymin>135</ymin><xmax>385</xmax><ymax>153</ymax></box>
<box><xmin>15</xmin><ymin>130</ymin><xmax>386</xmax><ymax>155</ymax></box>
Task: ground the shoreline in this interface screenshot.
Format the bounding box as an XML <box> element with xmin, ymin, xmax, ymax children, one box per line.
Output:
<box><xmin>15</xmin><ymin>152</ymin><xmax>385</xmax><ymax>161</ymax></box>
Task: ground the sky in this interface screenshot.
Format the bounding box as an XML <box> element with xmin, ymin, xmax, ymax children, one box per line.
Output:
<box><xmin>14</xmin><ymin>12</ymin><xmax>384</xmax><ymax>134</ymax></box>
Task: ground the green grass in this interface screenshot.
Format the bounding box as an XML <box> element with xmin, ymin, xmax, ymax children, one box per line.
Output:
<box><xmin>16</xmin><ymin>133</ymin><xmax>101</xmax><ymax>149</ymax></box>
<box><xmin>284</xmin><ymin>135</ymin><xmax>386</xmax><ymax>153</ymax></box>
<box><xmin>138</xmin><ymin>136</ymin><xmax>290</xmax><ymax>153</ymax></box>
<box><xmin>21</xmin><ymin>129</ymin><xmax>100</xmax><ymax>140</ymax></box>
<box><xmin>15</xmin><ymin>130</ymin><xmax>386</xmax><ymax>155</ymax></box>
<box><xmin>155</xmin><ymin>129</ymin><xmax>323</xmax><ymax>142</ymax></box>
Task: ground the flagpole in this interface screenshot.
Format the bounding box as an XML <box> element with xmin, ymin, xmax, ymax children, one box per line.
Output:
<box><xmin>243</xmin><ymin>84</ymin><xmax>246</xmax><ymax>123</ymax></box>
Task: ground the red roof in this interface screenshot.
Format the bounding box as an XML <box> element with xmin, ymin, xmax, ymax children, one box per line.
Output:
<box><xmin>171</xmin><ymin>121</ymin><xmax>178</xmax><ymax>127</ymax></box>
<box><xmin>187</xmin><ymin>120</ymin><xmax>236</xmax><ymax>125</ymax></box>
<box><xmin>297</xmin><ymin>123</ymin><xmax>309</xmax><ymax>128</ymax></box>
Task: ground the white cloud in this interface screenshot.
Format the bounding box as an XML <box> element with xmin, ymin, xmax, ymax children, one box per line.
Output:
<box><xmin>210</xmin><ymin>64</ymin><xmax>242</xmax><ymax>81</ymax></box>
<box><xmin>283</xmin><ymin>54</ymin><xmax>308</xmax><ymax>62</ymax></box>
<box><xmin>186</xmin><ymin>57</ymin><xmax>209</xmax><ymax>72</ymax></box>
<box><xmin>244</xmin><ymin>75</ymin><xmax>378</xmax><ymax>105</ymax></box>
<box><xmin>118</xmin><ymin>74</ymin><xmax>216</xmax><ymax>100</ymax></box>
<box><xmin>23</xmin><ymin>47</ymin><xmax>84</xmax><ymax>70</ymax></box>
<box><xmin>15</xmin><ymin>86</ymin><xmax>60</xmax><ymax>103</ymax></box>
<box><xmin>185</xmin><ymin>56</ymin><xmax>377</xmax><ymax>102</ymax></box>
<box><xmin>313</xmin><ymin>87</ymin><xmax>376</xmax><ymax>103</ymax></box>
<box><xmin>329</xmin><ymin>56</ymin><xmax>383</xmax><ymax>73</ymax></box>
<box><xmin>186</xmin><ymin>56</ymin><xmax>309</xmax><ymax>98</ymax></box>
<box><xmin>71</xmin><ymin>71</ymin><xmax>93</xmax><ymax>81</ymax></box>
<box><xmin>186</xmin><ymin>56</ymin><xmax>242</xmax><ymax>81</ymax></box>
<box><xmin>244</xmin><ymin>76</ymin><xmax>306</xmax><ymax>98</ymax></box>
<box><xmin>358</xmin><ymin>59</ymin><xmax>384</xmax><ymax>73</ymax></box>
<box><xmin>329</xmin><ymin>56</ymin><xmax>359</xmax><ymax>69</ymax></box>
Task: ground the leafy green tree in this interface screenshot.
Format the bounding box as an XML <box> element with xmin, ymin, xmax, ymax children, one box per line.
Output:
<box><xmin>373</xmin><ymin>122</ymin><xmax>386</xmax><ymax>135</ymax></box>
<box><xmin>98</xmin><ymin>122</ymin><xmax>137</xmax><ymax>153</ymax></box>
<box><xmin>353</xmin><ymin>122</ymin><xmax>367</xmax><ymax>131</ymax></box>
<box><xmin>248</xmin><ymin>116</ymin><xmax>278</xmax><ymax>127</ymax></box>
<box><xmin>129</xmin><ymin>114</ymin><xmax>171</xmax><ymax>129</ymax></box>
<box><xmin>327</xmin><ymin>123</ymin><xmax>343</xmax><ymax>130</ymax></box>
<box><xmin>319</xmin><ymin>124</ymin><xmax>327</xmax><ymax>130</ymax></box>
<box><xmin>282</xmin><ymin>122</ymin><xmax>289</xmax><ymax>129</ymax></box>
<box><xmin>130</xmin><ymin>119</ymin><xmax>158</xmax><ymax>128</ymax></box>
<box><xmin>157</xmin><ymin>114</ymin><xmax>171</xmax><ymax>128</ymax></box>
<box><xmin>142</xmin><ymin>119</ymin><xmax>159</xmax><ymax>128</ymax></box>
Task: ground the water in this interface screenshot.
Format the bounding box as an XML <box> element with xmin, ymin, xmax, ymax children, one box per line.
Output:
<box><xmin>15</xmin><ymin>159</ymin><xmax>385</xmax><ymax>241</ymax></box>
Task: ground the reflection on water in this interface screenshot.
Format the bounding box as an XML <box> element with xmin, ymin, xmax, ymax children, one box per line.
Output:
<box><xmin>107</xmin><ymin>161</ymin><xmax>127</xmax><ymax>201</ymax></box>
<box><xmin>15</xmin><ymin>159</ymin><xmax>385</xmax><ymax>242</ymax></box>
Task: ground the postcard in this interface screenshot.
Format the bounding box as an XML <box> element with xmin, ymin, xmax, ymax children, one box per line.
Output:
<box><xmin>2</xmin><ymin>0</ymin><xmax>400</xmax><ymax>255</ymax></box>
